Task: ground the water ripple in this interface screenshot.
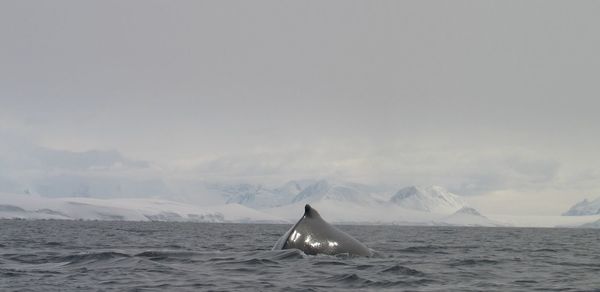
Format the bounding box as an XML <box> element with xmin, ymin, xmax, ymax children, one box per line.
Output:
<box><xmin>0</xmin><ymin>220</ymin><xmax>599</xmax><ymax>291</ymax></box>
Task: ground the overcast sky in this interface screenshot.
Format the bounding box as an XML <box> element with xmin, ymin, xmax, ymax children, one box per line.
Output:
<box><xmin>1</xmin><ymin>1</ymin><xmax>599</xmax><ymax>215</ymax></box>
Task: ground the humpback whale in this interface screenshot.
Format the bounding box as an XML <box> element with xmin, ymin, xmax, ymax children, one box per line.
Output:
<box><xmin>273</xmin><ymin>204</ymin><xmax>372</xmax><ymax>256</ymax></box>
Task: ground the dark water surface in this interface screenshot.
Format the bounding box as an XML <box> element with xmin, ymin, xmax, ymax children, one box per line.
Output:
<box><xmin>1</xmin><ymin>220</ymin><xmax>600</xmax><ymax>291</ymax></box>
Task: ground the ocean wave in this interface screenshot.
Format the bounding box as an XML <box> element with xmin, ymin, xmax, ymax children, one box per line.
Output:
<box><xmin>2</xmin><ymin>221</ymin><xmax>599</xmax><ymax>291</ymax></box>
<box><xmin>61</xmin><ymin>251</ymin><xmax>131</xmax><ymax>265</ymax></box>
<box><xmin>379</xmin><ymin>264</ymin><xmax>425</xmax><ymax>276</ymax></box>
<box><xmin>449</xmin><ymin>258</ymin><xmax>500</xmax><ymax>266</ymax></box>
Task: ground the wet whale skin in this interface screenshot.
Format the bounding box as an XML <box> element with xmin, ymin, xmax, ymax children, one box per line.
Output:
<box><xmin>273</xmin><ymin>204</ymin><xmax>372</xmax><ymax>256</ymax></box>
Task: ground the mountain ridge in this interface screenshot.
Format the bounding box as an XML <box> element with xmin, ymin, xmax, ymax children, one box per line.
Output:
<box><xmin>389</xmin><ymin>185</ymin><xmax>465</xmax><ymax>214</ymax></box>
<box><xmin>563</xmin><ymin>197</ymin><xmax>600</xmax><ymax>216</ymax></box>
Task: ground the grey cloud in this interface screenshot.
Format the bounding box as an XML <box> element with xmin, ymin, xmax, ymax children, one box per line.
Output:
<box><xmin>1</xmin><ymin>1</ymin><xmax>599</xmax><ymax>157</ymax></box>
<box><xmin>1</xmin><ymin>1</ymin><xmax>600</xmax><ymax>213</ymax></box>
<box><xmin>504</xmin><ymin>156</ymin><xmax>560</xmax><ymax>184</ymax></box>
<box><xmin>31</xmin><ymin>148</ymin><xmax>149</xmax><ymax>171</ymax></box>
<box><xmin>0</xmin><ymin>130</ymin><xmax>149</xmax><ymax>173</ymax></box>
<box><xmin>452</xmin><ymin>155</ymin><xmax>561</xmax><ymax>195</ymax></box>
<box><xmin>31</xmin><ymin>174</ymin><xmax>169</xmax><ymax>198</ymax></box>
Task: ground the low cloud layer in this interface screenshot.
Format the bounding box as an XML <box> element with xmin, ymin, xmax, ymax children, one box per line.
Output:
<box><xmin>1</xmin><ymin>129</ymin><xmax>597</xmax><ymax>215</ymax></box>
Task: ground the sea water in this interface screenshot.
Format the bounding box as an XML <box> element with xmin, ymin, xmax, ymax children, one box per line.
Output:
<box><xmin>1</xmin><ymin>220</ymin><xmax>599</xmax><ymax>291</ymax></box>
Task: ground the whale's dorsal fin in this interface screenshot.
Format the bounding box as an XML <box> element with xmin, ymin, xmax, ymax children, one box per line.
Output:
<box><xmin>304</xmin><ymin>204</ymin><xmax>321</xmax><ymax>219</ymax></box>
<box><xmin>304</xmin><ymin>204</ymin><xmax>313</xmax><ymax>217</ymax></box>
<box><xmin>275</xmin><ymin>204</ymin><xmax>372</xmax><ymax>256</ymax></box>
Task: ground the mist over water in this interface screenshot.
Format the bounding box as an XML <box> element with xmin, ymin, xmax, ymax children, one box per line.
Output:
<box><xmin>1</xmin><ymin>220</ymin><xmax>599</xmax><ymax>291</ymax></box>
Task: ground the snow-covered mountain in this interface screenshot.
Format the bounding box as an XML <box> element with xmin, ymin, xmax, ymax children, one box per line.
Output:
<box><xmin>290</xmin><ymin>180</ymin><xmax>378</xmax><ymax>205</ymax></box>
<box><xmin>221</xmin><ymin>179</ymin><xmax>383</xmax><ymax>209</ymax></box>
<box><xmin>217</xmin><ymin>180</ymin><xmax>315</xmax><ymax>209</ymax></box>
<box><xmin>264</xmin><ymin>199</ymin><xmax>445</xmax><ymax>225</ymax></box>
<box><xmin>562</xmin><ymin>197</ymin><xmax>600</xmax><ymax>216</ymax></box>
<box><xmin>262</xmin><ymin>184</ymin><xmax>489</xmax><ymax>225</ymax></box>
<box><xmin>218</xmin><ymin>183</ymin><xmax>284</xmax><ymax>209</ymax></box>
<box><xmin>440</xmin><ymin>207</ymin><xmax>504</xmax><ymax>227</ymax></box>
<box><xmin>389</xmin><ymin>186</ymin><xmax>465</xmax><ymax>214</ymax></box>
<box><xmin>1</xmin><ymin>181</ymin><xmax>489</xmax><ymax>225</ymax></box>
<box><xmin>7</xmin><ymin>183</ymin><xmax>594</xmax><ymax>227</ymax></box>
<box><xmin>273</xmin><ymin>180</ymin><xmax>317</xmax><ymax>197</ymax></box>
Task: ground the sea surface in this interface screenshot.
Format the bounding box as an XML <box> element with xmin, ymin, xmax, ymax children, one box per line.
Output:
<box><xmin>1</xmin><ymin>220</ymin><xmax>599</xmax><ymax>291</ymax></box>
